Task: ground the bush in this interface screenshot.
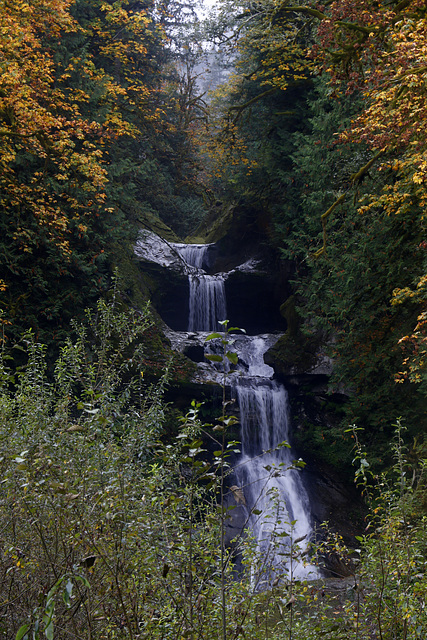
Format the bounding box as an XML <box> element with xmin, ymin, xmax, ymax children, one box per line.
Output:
<box><xmin>0</xmin><ymin>294</ymin><xmax>291</xmax><ymax>639</ymax></box>
<box><xmin>3</xmin><ymin>291</ymin><xmax>425</xmax><ymax>640</ymax></box>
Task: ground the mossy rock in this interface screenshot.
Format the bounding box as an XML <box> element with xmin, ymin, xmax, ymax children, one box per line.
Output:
<box><xmin>185</xmin><ymin>204</ymin><xmax>235</xmax><ymax>244</ymax></box>
<box><xmin>186</xmin><ymin>200</ymin><xmax>269</xmax><ymax>246</ymax></box>
<box><xmin>141</xmin><ymin>322</ymin><xmax>197</xmax><ymax>386</ymax></box>
<box><xmin>279</xmin><ymin>295</ymin><xmax>300</xmax><ymax>337</ymax></box>
<box><xmin>113</xmin><ymin>243</ymin><xmax>197</xmax><ymax>388</ymax></box>
<box><xmin>265</xmin><ymin>330</ymin><xmax>322</xmax><ymax>376</ymax></box>
<box><xmin>136</xmin><ymin>210</ymin><xmax>181</xmax><ymax>243</ymax></box>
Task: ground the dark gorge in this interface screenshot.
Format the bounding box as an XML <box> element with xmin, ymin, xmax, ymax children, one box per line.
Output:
<box><xmin>134</xmin><ymin>225</ymin><xmax>363</xmax><ymax>579</ymax></box>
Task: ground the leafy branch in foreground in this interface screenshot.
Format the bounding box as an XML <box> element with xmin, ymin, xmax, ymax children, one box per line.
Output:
<box><xmin>0</xmin><ymin>301</ymin><xmax>306</xmax><ymax>640</ymax></box>
<box><xmin>341</xmin><ymin>421</ymin><xmax>427</xmax><ymax>640</ymax></box>
<box><xmin>2</xmin><ymin>291</ymin><xmax>427</xmax><ymax>639</ymax></box>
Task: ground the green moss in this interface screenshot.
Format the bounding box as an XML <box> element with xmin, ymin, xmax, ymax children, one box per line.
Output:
<box><xmin>279</xmin><ymin>295</ymin><xmax>300</xmax><ymax>336</ymax></box>
<box><xmin>135</xmin><ymin>321</ymin><xmax>197</xmax><ymax>387</ymax></box>
<box><xmin>136</xmin><ymin>211</ymin><xmax>181</xmax><ymax>242</ymax></box>
<box><xmin>113</xmin><ymin>245</ymin><xmax>151</xmax><ymax>309</ymax></box>
<box><xmin>112</xmin><ymin>243</ymin><xmax>197</xmax><ymax>389</ymax></box>
<box><xmin>185</xmin><ymin>204</ymin><xmax>235</xmax><ymax>243</ymax></box>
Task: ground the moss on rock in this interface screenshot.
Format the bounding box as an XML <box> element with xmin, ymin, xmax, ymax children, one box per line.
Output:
<box><xmin>265</xmin><ymin>295</ymin><xmax>323</xmax><ymax>375</ymax></box>
<box><xmin>279</xmin><ymin>295</ymin><xmax>300</xmax><ymax>336</ymax></box>
<box><xmin>136</xmin><ymin>210</ymin><xmax>181</xmax><ymax>243</ymax></box>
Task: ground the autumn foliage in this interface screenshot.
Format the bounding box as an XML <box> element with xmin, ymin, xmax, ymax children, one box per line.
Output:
<box><xmin>0</xmin><ymin>0</ymin><xmax>205</xmax><ymax>342</ymax></box>
<box><xmin>313</xmin><ymin>0</ymin><xmax>427</xmax><ymax>391</ymax></box>
<box><xmin>1</xmin><ymin>0</ymin><xmax>109</xmax><ymax>255</ymax></box>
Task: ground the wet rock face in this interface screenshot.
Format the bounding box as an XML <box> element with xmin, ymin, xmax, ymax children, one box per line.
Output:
<box><xmin>134</xmin><ymin>230</ymin><xmax>188</xmax><ymax>273</ymax></box>
<box><xmin>137</xmin><ymin>261</ymin><xmax>190</xmax><ymax>330</ymax></box>
<box><xmin>134</xmin><ymin>231</ymin><xmax>189</xmax><ymax>330</ymax></box>
<box><xmin>134</xmin><ymin>230</ymin><xmax>288</xmax><ymax>334</ymax></box>
<box><xmin>225</xmin><ymin>271</ymin><xmax>286</xmax><ymax>335</ymax></box>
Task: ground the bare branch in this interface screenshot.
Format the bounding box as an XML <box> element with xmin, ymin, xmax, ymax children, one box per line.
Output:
<box><xmin>228</xmin><ymin>88</ymin><xmax>277</xmax><ymax>123</ymax></box>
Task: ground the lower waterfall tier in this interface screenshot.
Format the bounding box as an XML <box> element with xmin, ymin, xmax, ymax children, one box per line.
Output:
<box><xmin>233</xmin><ymin>377</ymin><xmax>318</xmax><ymax>583</ymax></box>
<box><xmin>166</xmin><ymin>328</ymin><xmax>319</xmax><ymax>582</ymax></box>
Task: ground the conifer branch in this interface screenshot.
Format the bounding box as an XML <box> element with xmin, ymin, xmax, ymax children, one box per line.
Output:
<box><xmin>313</xmin><ymin>149</ymin><xmax>384</xmax><ymax>259</ymax></box>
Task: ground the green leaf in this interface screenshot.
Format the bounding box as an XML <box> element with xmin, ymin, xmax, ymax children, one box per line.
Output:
<box><xmin>205</xmin><ymin>332</ymin><xmax>222</xmax><ymax>341</ymax></box>
<box><xmin>42</xmin><ymin>599</ymin><xmax>55</xmax><ymax>640</ymax></box>
<box><xmin>45</xmin><ymin>622</ymin><xmax>53</xmax><ymax>640</ymax></box>
<box><xmin>63</xmin><ymin>579</ymin><xmax>73</xmax><ymax>607</ymax></box>
<box><xmin>205</xmin><ymin>354</ymin><xmax>222</xmax><ymax>362</ymax></box>
<box><xmin>188</xmin><ymin>447</ymin><xmax>204</xmax><ymax>457</ymax></box>
<box><xmin>277</xmin><ymin>441</ymin><xmax>291</xmax><ymax>449</ymax></box>
<box><xmin>15</xmin><ymin>624</ymin><xmax>30</xmax><ymax>640</ymax></box>
<box><xmin>225</xmin><ymin>351</ymin><xmax>238</xmax><ymax>364</ymax></box>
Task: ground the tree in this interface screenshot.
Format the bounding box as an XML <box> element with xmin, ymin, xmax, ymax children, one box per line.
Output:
<box><xmin>0</xmin><ymin>0</ymin><xmax>205</xmax><ymax>344</ymax></box>
<box><xmin>0</xmin><ymin>0</ymin><xmax>138</xmax><ymax>343</ymax></box>
<box><xmin>203</xmin><ymin>0</ymin><xmax>313</xmax><ymax>199</ymax></box>
<box><xmin>198</xmin><ymin>0</ymin><xmax>427</xmax><ymax>450</ymax></box>
<box><xmin>307</xmin><ymin>0</ymin><xmax>427</xmax><ymax>412</ymax></box>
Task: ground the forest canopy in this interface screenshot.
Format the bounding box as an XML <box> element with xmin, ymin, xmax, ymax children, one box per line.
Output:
<box><xmin>203</xmin><ymin>0</ymin><xmax>427</xmax><ymax>438</ymax></box>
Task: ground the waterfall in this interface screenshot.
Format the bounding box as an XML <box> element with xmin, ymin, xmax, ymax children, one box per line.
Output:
<box><xmin>227</xmin><ymin>335</ymin><xmax>317</xmax><ymax>585</ymax></box>
<box><xmin>235</xmin><ymin>391</ymin><xmax>316</xmax><ymax>583</ymax></box>
<box><xmin>174</xmin><ymin>243</ymin><xmax>209</xmax><ymax>270</ymax></box>
<box><xmin>174</xmin><ymin>243</ymin><xmax>227</xmax><ymax>332</ymax></box>
<box><xmin>188</xmin><ymin>275</ymin><xmax>227</xmax><ymax>332</ymax></box>
<box><xmin>168</xmin><ymin>240</ymin><xmax>317</xmax><ymax>583</ymax></box>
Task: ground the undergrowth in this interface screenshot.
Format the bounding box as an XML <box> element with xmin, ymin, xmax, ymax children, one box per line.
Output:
<box><xmin>0</xmin><ymin>290</ymin><xmax>426</xmax><ymax>639</ymax></box>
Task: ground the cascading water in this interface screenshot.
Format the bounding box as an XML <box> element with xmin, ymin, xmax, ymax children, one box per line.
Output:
<box><xmin>134</xmin><ymin>231</ymin><xmax>317</xmax><ymax>579</ymax></box>
<box><xmin>231</xmin><ymin>338</ymin><xmax>317</xmax><ymax>585</ymax></box>
<box><xmin>174</xmin><ymin>243</ymin><xmax>209</xmax><ymax>270</ymax></box>
<box><xmin>173</xmin><ymin>243</ymin><xmax>317</xmax><ymax>584</ymax></box>
<box><xmin>174</xmin><ymin>243</ymin><xmax>227</xmax><ymax>332</ymax></box>
<box><xmin>188</xmin><ymin>275</ymin><xmax>227</xmax><ymax>332</ymax></box>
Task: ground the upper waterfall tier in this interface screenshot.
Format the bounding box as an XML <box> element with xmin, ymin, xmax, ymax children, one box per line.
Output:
<box><xmin>172</xmin><ymin>243</ymin><xmax>212</xmax><ymax>270</ymax></box>
<box><xmin>133</xmin><ymin>230</ymin><xmax>287</xmax><ymax>334</ymax></box>
<box><xmin>173</xmin><ymin>242</ymin><xmax>227</xmax><ymax>332</ymax></box>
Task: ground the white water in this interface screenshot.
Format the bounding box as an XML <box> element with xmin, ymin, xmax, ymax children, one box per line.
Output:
<box><xmin>174</xmin><ymin>243</ymin><xmax>227</xmax><ymax>332</ymax></box>
<box><xmin>237</xmin><ymin>402</ymin><xmax>316</xmax><ymax>582</ymax></box>
<box><xmin>174</xmin><ymin>243</ymin><xmax>210</xmax><ymax>270</ymax></box>
<box><xmin>188</xmin><ymin>275</ymin><xmax>227</xmax><ymax>332</ymax></box>
<box><xmin>173</xmin><ymin>244</ymin><xmax>317</xmax><ymax>583</ymax></box>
